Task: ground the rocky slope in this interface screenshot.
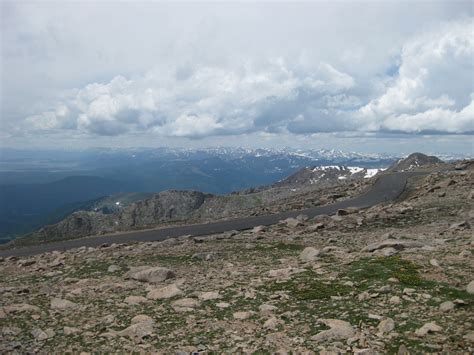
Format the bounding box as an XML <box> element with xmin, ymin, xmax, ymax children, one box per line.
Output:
<box><xmin>0</xmin><ymin>158</ymin><xmax>473</xmax><ymax>353</ymax></box>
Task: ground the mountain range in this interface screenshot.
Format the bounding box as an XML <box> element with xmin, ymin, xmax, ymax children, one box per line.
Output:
<box><xmin>1</xmin><ymin>148</ymin><xmax>465</xmax><ymax>244</ymax></box>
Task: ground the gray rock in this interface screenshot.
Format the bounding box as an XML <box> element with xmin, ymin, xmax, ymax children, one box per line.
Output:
<box><xmin>126</xmin><ymin>266</ymin><xmax>175</xmax><ymax>283</ymax></box>
<box><xmin>116</xmin><ymin>320</ymin><xmax>154</xmax><ymax>340</ymax></box>
<box><xmin>31</xmin><ymin>328</ymin><xmax>50</xmax><ymax>341</ymax></box>
<box><xmin>363</xmin><ymin>239</ymin><xmax>425</xmax><ymax>252</ymax></box>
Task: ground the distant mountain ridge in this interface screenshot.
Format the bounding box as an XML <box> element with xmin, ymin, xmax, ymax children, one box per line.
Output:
<box><xmin>274</xmin><ymin>166</ymin><xmax>385</xmax><ymax>187</ymax></box>
<box><xmin>0</xmin><ymin>147</ymin><xmax>398</xmax><ymax>242</ymax></box>
<box><xmin>13</xmin><ymin>164</ymin><xmax>389</xmax><ymax>245</ymax></box>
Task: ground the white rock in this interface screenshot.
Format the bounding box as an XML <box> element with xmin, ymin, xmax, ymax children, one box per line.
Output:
<box><xmin>107</xmin><ymin>265</ymin><xmax>121</xmax><ymax>272</ymax></box>
<box><xmin>377</xmin><ymin>318</ymin><xmax>395</xmax><ymax>334</ymax></box>
<box><xmin>381</xmin><ymin>247</ymin><xmax>398</xmax><ymax>257</ymax></box>
<box><xmin>459</xmin><ymin>250</ymin><xmax>472</xmax><ymax>257</ymax></box>
<box><xmin>171</xmin><ymin>298</ymin><xmax>200</xmax><ymax>312</ymax></box>
<box><xmin>116</xmin><ymin>321</ymin><xmax>154</xmax><ymax>340</ymax></box>
<box><xmin>131</xmin><ymin>314</ymin><xmax>154</xmax><ymax>325</ymax></box>
<box><xmin>439</xmin><ymin>301</ymin><xmax>455</xmax><ymax>312</ymax></box>
<box><xmin>252</xmin><ymin>225</ymin><xmax>266</xmax><ymax>233</ymax></box>
<box><xmin>147</xmin><ymin>284</ymin><xmax>183</xmax><ymax>300</ymax></box>
<box><xmin>197</xmin><ymin>291</ymin><xmax>221</xmax><ymax>301</ymax></box>
<box><xmin>466</xmin><ymin>281</ymin><xmax>474</xmax><ymax>295</ymax></box>
<box><xmin>50</xmin><ymin>298</ymin><xmax>79</xmax><ymax>311</ymax></box>
<box><xmin>263</xmin><ymin>317</ymin><xmax>283</xmax><ymax>330</ymax></box>
<box><xmin>3</xmin><ymin>303</ymin><xmax>40</xmax><ymax>314</ymax></box>
<box><xmin>267</xmin><ymin>267</ymin><xmax>304</xmax><ymax>279</ymax></box>
<box><xmin>429</xmin><ymin>259</ymin><xmax>440</xmax><ymax>267</ymax></box>
<box><xmin>259</xmin><ymin>304</ymin><xmax>278</xmax><ymax>314</ymax></box>
<box><xmin>311</xmin><ymin>319</ymin><xmax>355</xmax><ymax>343</ymax></box>
<box><xmin>299</xmin><ymin>247</ymin><xmax>320</xmax><ymax>262</ymax></box>
<box><xmin>415</xmin><ymin>322</ymin><xmax>442</xmax><ymax>337</ymax></box>
<box><xmin>64</xmin><ymin>326</ymin><xmax>80</xmax><ymax>335</ymax></box>
<box><xmin>124</xmin><ymin>296</ymin><xmax>148</xmax><ymax>305</ymax></box>
<box><xmin>389</xmin><ymin>296</ymin><xmax>401</xmax><ymax>305</ymax></box>
<box><xmin>463</xmin><ymin>331</ymin><xmax>474</xmax><ymax>343</ymax></box>
<box><xmin>283</xmin><ymin>218</ymin><xmax>303</xmax><ymax>228</ymax></box>
<box><xmin>233</xmin><ymin>311</ymin><xmax>253</xmax><ymax>320</ymax></box>
<box><xmin>216</xmin><ymin>302</ymin><xmax>230</xmax><ymax>309</ymax></box>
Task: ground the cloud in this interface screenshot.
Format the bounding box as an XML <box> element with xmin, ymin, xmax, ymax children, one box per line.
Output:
<box><xmin>24</xmin><ymin>60</ymin><xmax>357</xmax><ymax>137</ymax></box>
<box><xmin>357</xmin><ymin>19</ymin><xmax>474</xmax><ymax>134</ymax></box>
<box><xmin>5</xmin><ymin>2</ymin><xmax>474</xmax><ymax>144</ymax></box>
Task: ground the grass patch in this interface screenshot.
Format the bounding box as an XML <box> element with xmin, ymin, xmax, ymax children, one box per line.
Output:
<box><xmin>262</xmin><ymin>270</ymin><xmax>350</xmax><ymax>301</ymax></box>
<box><xmin>346</xmin><ymin>256</ymin><xmax>433</xmax><ymax>287</ymax></box>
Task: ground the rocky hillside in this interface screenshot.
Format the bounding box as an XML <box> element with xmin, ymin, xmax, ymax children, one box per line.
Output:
<box><xmin>0</xmin><ymin>160</ymin><xmax>473</xmax><ymax>353</ymax></box>
<box><xmin>19</xmin><ymin>190</ymin><xmax>211</xmax><ymax>245</ymax></box>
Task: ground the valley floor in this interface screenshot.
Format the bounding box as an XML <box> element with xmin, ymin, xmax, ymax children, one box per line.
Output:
<box><xmin>0</xmin><ymin>167</ymin><xmax>473</xmax><ymax>353</ymax></box>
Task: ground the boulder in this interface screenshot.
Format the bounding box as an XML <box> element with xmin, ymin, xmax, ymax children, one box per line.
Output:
<box><xmin>377</xmin><ymin>318</ymin><xmax>395</xmax><ymax>334</ymax></box>
<box><xmin>51</xmin><ymin>298</ymin><xmax>79</xmax><ymax>311</ymax></box>
<box><xmin>415</xmin><ymin>322</ymin><xmax>442</xmax><ymax>337</ymax></box>
<box><xmin>299</xmin><ymin>247</ymin><xmax>320</xmax><ymax>262</ymax></box>
<box><xmin>466</xmin><ymin>280</ymin><xmax>474</xmax><ymax>295</ymax></box>
<box><xmin>311</xmin><ymin>319</ymin><xmax>355</xmax><ymax>343</ymax></box>
<box><xmin>147</xmin><ymin>284</ymin><xmax>183</xmax><ymax>300</ymax></box>
<box><xmin>126</xmin><ymin>266</ymin><xmax>175</xmax><ymax>283</ymax></box>
<box><xmin>171</xmin><ymin>298</ymin><xmax>200</xmax><ymax>312</ymax></box>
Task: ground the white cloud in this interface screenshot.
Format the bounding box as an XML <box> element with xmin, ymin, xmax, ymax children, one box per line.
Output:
<box><xmin>3</xmin><ymin>2</ymin><xmax>474</xmax><ymax>148</ymax></box>
<box><xmin>24</xmin><ymin>60</ymin><xmax>356</xmax><ymax>137</ymax></box>
<box><xmin>357</xmin><ymin>19</ymin><xmax>474</xmax><ymax>133</ymax></box>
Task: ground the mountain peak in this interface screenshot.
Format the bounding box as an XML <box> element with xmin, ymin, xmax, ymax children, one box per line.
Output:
<box><xmin>389</xmin><ymin>153</ymin><xmax>443</xmax><ymax>172</ymax></box>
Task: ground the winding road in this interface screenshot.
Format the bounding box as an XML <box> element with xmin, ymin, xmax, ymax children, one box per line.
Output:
<box><xmin>0</xmin><ymin>171</ymin><xmax>417</xmax><ymax>258</ymax></box>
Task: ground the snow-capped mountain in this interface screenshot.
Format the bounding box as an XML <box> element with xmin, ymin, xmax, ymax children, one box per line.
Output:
<box><xmin>274</xmin><ymin>165</ymin><xmax>386</xmax><ymax>187</ymax></box>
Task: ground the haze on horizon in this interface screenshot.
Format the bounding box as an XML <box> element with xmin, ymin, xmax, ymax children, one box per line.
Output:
<box><xmin>1</xmin><ymin>0</ymin><xmax>473</xmax><ymax>155</ymax></box>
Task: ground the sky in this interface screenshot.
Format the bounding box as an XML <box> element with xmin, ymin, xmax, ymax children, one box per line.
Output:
<box><xmin>1</xmin><ymin>0</ymin><xmax>473</xmax><ymax>155</ymax></box>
